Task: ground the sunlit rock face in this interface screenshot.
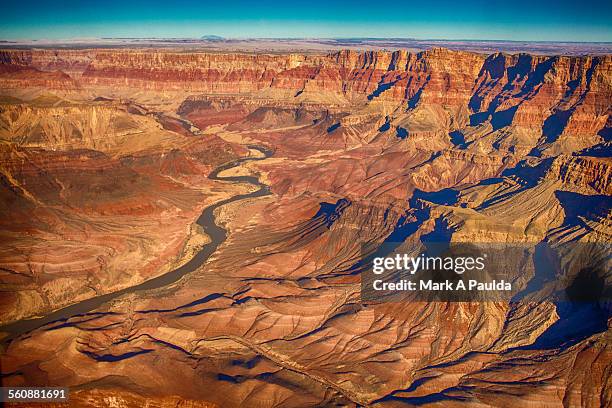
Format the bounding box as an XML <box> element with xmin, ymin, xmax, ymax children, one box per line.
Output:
<box><xmin>0</xmin><ymin>47</ymin><xmax>610</xmax><ymax>407</ymax></box>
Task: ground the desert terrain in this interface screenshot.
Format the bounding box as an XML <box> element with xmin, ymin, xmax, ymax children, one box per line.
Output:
<box><xmin>0</xmin><ymin>45</ymin><xmax>611</xmax><ymax>407</ymax></box>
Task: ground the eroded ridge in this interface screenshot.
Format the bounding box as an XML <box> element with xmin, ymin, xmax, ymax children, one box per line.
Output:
<box><xmin>0</xmin><ymin>47</ymin><xmax>610</xmax><ymax>407</ymax></box>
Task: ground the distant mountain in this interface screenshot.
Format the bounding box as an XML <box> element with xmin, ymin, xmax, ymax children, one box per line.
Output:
<box><xmin>200</xmin><ymin>35</ymin><xmax>224</xmax><ymax>41</ymax></box>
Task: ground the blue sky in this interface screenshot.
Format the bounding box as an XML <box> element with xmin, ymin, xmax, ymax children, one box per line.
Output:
<box><xmin>2</xmin><ymin>0</ymin><xmax>611</xmax><ymax>42</ymax></box>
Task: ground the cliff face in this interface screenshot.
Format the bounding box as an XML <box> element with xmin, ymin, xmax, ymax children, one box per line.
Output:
<box><xmin>2</xmin><ymin>48</ymin><xmax>610</xmax><ymax>105</ymax></box>
<box><xmin>2</xmin><ymin>48</ymin><xmax>609</xmax><ymax>155</ymax></box>
<box><xmin>0</xmin><ymin>47</ymin><xmax>611</xmax><ymax>408</ymax></box>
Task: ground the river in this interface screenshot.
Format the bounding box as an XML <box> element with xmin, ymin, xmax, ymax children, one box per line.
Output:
<box><xmin>0</xmin><ymin>145</ymin><xmax>273</xmax><ymax>345</ymax></box>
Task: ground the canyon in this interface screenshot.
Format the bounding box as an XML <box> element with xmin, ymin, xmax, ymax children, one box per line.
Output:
<box><xmin>0</xmin><ymin>46</ymin><xmax>611</xmax><ymax>407</ymax></box>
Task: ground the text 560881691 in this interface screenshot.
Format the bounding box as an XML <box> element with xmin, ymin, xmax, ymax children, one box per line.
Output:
<box><xmin>1</xmin><ymin>387</ymin><xmax>69</xmax><ymax>402</ymax></box>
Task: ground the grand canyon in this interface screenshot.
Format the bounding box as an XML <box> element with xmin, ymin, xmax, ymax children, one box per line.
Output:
<box><xmin>0</xmin><ymin>43</ymin><xmax>611</xmax><ymax>407</ymax></box>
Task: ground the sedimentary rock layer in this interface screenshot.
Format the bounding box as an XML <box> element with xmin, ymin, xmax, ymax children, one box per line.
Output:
<box><xmin>0</xmin><ymin>47</ymin><xmax>610</xmax><ymax>407</ymax></box>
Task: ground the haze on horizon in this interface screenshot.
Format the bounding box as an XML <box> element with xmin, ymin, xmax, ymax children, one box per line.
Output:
<box><xmin>2</xmin><ymin>0</ymin><xmax>612</xmax><ymax>43</ymax></box>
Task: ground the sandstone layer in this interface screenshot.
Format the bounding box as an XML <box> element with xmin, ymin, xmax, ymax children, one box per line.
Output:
<box><xmin>0</xmin><ymin>47</ymin><xmax>611</xmax><ymax>408</ymax></box>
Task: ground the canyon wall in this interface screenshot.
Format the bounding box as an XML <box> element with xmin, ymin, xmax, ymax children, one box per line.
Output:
<box><xmin>0</xmin><ymin>47</ymin><xmax>610</xmax><ymax>407</ymax></box>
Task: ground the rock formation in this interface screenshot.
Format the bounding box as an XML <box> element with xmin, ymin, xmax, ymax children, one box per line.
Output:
<box><xmin>0</xmin><ymin>47</ymin><xmax>610</xmax><ymax>407</ymax></box>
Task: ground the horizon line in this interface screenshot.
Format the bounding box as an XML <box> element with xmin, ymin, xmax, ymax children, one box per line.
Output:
<box><xmin>2</xmin><ymin>36</ymin><xmax>612</xmax><ymax>45</ymax></box>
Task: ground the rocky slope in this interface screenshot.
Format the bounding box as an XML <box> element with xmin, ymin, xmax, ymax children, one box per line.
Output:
<box><xmin>0</xmin><ymin>47</ymin><xmax>610</xmax><ymax>407</ymax></box>
<box><xmin>0</xmin><ymin>98</ymin><xmax>246</xmax><ymax>323</ymax></box>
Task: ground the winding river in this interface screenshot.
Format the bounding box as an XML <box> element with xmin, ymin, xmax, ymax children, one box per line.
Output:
<box><xmin>0</xmin><ymin>145</ymin><xmax>273</xmax><ymax>344</ymax></box>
